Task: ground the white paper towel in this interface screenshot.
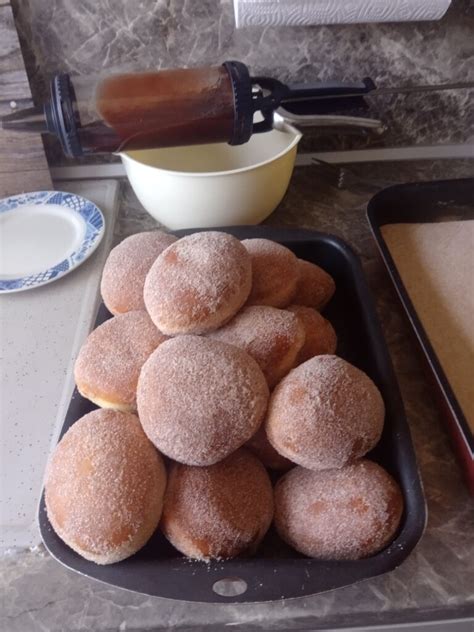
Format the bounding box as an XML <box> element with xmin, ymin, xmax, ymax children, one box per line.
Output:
<box><xmin>234</xmin><ymin>0</ymin><xmax>452</xmax><ymax>27</ymax></box>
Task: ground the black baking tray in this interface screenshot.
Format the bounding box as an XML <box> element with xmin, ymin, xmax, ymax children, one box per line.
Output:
<box><xmin>367</xmin><ymin>178</ymin><xmax>474</xmax><ymax>493</ymax></box>
<box><xmin>38</xmin><ymin>226</ymin><xmax>426</xmax><ymax>603</ymax></box>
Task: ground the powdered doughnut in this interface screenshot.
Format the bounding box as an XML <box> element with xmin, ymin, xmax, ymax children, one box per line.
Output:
<box><xmin>137</xmin><ymin>336</ymin><xmax>269</xmax><ymax>465</ymax></box>
<box><xmin>242</xmin><ymin>239</ymin><xmax>300</xmax><ymax>308</ymax></box>
<box><xmin>266</xmin><ymin>355</ymin><xmax>385</xmax><ymax>471</ymax></box>
<box><xmin>144</xmin><ymin>231</ymin><xmax>252</xmax><ymax>335</ymax></box>
<box><xmin>74</xmin><ymin>310</ymin><xmax>167</xmax><ymax>412</ymax></box>
<box><xmin>45</xmin><ymin>409</ymin><xmax>166</xmax><ymax>565</ymax></box>
<box><xmin>207</xmin><ymin>306</ymin><xmax>305</xmax><ymax>388</ymax></box>
<box><xmin>274</xmin><ymin>460</ymin><xmax>403</xmax><ymax>560</ymax></box>
<box><xmin>101</xmin><ymin>231</ymin><xmax>177</xmax><ymax>314</ymax></box>
<box><xmin>246</xmin><ymin>426</ymin><xmax>294</xmax><ymax>471</ymax></box>
<box><xmin>161</xmin><ymin>449</ymin><xmax>274</xmax><ymax>560</ymax></box>
<box><xmin>293</xmin><ymin>259</ymin><xmax>335</xmax><ymax>310</ymax></box>
<box><xmin>287</xmin><ymin>305</ymin><xmax>337</xmax><ymax>364</ymax></box>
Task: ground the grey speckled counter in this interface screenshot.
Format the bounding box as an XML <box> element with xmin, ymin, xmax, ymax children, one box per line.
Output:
<box><xmin>2</xmin><ymin>160</ymin><xmax>474</xmax><ymax>632</ymax></box>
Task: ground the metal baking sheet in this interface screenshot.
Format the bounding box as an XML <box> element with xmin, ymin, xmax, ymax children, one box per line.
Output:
<box><xmin>367</xmin><ymin>178</ymin><xmax>474</xmax><ymax>493</ymax></box>
<box><xmin>38</xmin><ymin>226</ymin><xmax>426</xmax><ymax>603</ymax></box>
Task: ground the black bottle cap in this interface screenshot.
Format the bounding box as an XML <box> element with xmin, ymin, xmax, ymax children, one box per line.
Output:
<box><xmin>223</xmin><ymin>61</ymin><xmax>254</xmax><ymax>146</ymax></box>
<box><xmin>44</xmin><ymin>74</ymin><xmax>83</xmax><ymax>158</ymax></box>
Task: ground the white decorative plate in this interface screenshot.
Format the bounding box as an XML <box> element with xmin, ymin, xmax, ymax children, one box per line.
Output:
<box><xmin>0</xmin><ymin>190</ymin><xmax>105</xmax><ymax>293</ymax></box>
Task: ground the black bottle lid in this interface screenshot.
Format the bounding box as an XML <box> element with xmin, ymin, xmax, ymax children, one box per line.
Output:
<box><xmin>223</xmin><ymin>61</ymin><xmax>254</xmax><ymax>146</ymax></box>
<box><xmin>44</xmin><ymin>73</ymin><xmax>83</xmax><ymax>158</ymax></box>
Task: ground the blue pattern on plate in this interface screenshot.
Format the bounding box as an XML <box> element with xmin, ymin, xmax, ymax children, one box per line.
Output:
<box><xmin>0</xmin><ymin>191</ymin><xmax>105</xmax><ymax>292</ymax></box>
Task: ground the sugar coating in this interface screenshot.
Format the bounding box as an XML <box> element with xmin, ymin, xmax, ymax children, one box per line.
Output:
<box><xmin>246</xmin><ymin>425</ymin><xmax>294</xmax><ymax>471</ymax></box>
<box><xmin>137</xmin><ymin>336</ymin><xmax>269</xmax><ymax>465</ymax></box>
<box><xmin>161</xmin><ymin>449</ymin><xmax>274</xmax><ymax>561</ymax></box>
<box><xmin>101</xmin><ymin>230</ymin><xmax>177</xmax><ymax>314</ymax></box>
<box><xmin>274</xmin><ymin>460</ymin><xmax>403</xmax><ymax>560</ymax></box>
<box><xmin>45</xmin><ymin>409</ymin><xmax>166</xmax><ymax>564</ymax></box>
<box><xmin>207</xmin><ymin>305</ymin><xmax>305</xmax><ymax>388</ymax></box>
<box><xmin>293</xmin><ymin>259</ymin><xmax>335</xmax><ymax>311</ymax></box>
<box><xmin>143</xmin><ymin>231</ymin><xmax>252</xmax><ymax>335</ymax></box>
<box><xmin>266</xmin><ymin>355</ymin><xmax>385</xmax><ymax>470</ymax></box>
<box><xmin>287</xmin><ymin>305</ymin><xmax>337</xmax><ymax>364</ymax></box>
<box><xmin>74</xmin><ymin>310</ymin><xmax>167</xmax><ymax>411</ymax></box>
<box><xmin>242</xmin><ymin>239</ymin><xmax>300</xmax><ymax>308</ymax></box>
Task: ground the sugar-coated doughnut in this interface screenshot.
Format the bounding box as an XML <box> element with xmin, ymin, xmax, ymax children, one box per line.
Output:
<box><xmin>287</xmin><ymin>305</ymin><xmax>337</xmax><ymax>364</ymax></box>
<box><xmin>45</xmin><ymin>409</ymin><xmax>166</xmax><ymax>565</ymax></box>
<box><xmin>207</xmin><ymin>306</ymin><xmax>305</xmax><ymax>388</ymax></box>
<box><xmin>137</xmin><ymin>336</ymin><xmax>269</xmax><ymax>465</ymax></box>
<box><xmin>293</xmin><ymin>259</ymin><xmax>335</xmax><ymax>310</ymax></box>
<box><xmin>274</xmin><ymin>460</ymin><xmax>403</xmax><ymax>560</ymax></box>
<box><xmin>74</xmin><ymin>310</ymin><xmax>167</xmax><ymax>412</ymax></box>
<box><xmin>101</xmin><ymin>231</ymin><xmax>177</xmax><ymax>315</ymax></box>
<box><xmin>246</xmin><ymin>426</ymin><xmax>294</xmax><ymax>471</ymax></box>
<box><xmin>143</xmin><ymin>231</ymin><xmax>252</xmax><ymax>335</ymax></box>
<box><xmin>242</xmin><ymin>239</ymin><xmax>300</xmax><ymax>308</ymax></box>
<box><xmin>161</xmin><ymin>449</ymin><xmax>274</xmax><ymax>561</ymax></box>
<box><xmin>266</xmin><ymin>355</ymin><xmax>384</xmax><ymax>471</ymax></box>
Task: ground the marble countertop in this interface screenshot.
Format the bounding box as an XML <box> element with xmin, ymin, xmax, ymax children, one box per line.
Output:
<box><xmin>2</xmin><ymin>159</ymin><xmax>474</xmax><ymax>632</ymax></box>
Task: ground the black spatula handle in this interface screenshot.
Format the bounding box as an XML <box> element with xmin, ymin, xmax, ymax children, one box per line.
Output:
<box><xmin>282</xmin><ymin>77</ymin><xmax>376</xmax><ymax>103</ymax></box>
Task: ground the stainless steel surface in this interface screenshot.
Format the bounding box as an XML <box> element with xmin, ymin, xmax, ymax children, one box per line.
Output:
<box><xmin>274</xmin><ymin>110</ymin><xmax>386</xmax><ymax>134</ymax></box>
<box><xmin>282</xmin><ymin>81</ymin><xmax>474</xmax><ymax>103</ymax></box>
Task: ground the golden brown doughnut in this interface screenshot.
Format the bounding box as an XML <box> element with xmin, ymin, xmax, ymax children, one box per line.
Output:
<box><xmin>293</xmin><ymin>259</ymin><xmax>335</xmax><ymax>310</ymax></box>
<box><xmin>246</xmin><ymin>426</ymin><xmax>294</xmax><ymax>471</ymax></box>
<box><xmin>161</xmin><ymin>449</ymin><xmax>274</xmax><ymax>561</ymax></box>
<box><xmin>45</xmin><ymin>409</ymin><xmax>166</xmax><ymax>565</ymax></box>
<box><xmin>242</xmin><ymin>239</ymin><xmax>300</xmax><ymax>308</ymax></box>
<box><xmin>101</xmin><ymin>230</ymin><xmax>177</xmax><ymax>315</ymax></box>
<box><xmin>74</xmin><ymin>310</ymin><xmax>167</xmax><ymax>412</ymax></box>
<box><xmin>137</xmin><ymin>336</ymin><xmax>269</xmax><ymax>465</ymax></box>
<box><xmin>143</xmin><ymin>231</ymin><xmax>252</xmax><ymax>335</ymax></box>
<box><xmin>274</xmin><ymin>460</ymin><xmax>403</xmax><ymax>560</ymax></box>
<box><xmin>207</xmin><ymin>305</ymin><xmax>305</xmax><ymax>388</ymax></box>
<box><xmin>266</xmin><ymin>355</ymin><xmax>385</xmax><ymax>471</ymax></box>
<box><xmin>287</xmin><ymin>305</ymin><xmax>337</xmax><ymax>364</ymax></box>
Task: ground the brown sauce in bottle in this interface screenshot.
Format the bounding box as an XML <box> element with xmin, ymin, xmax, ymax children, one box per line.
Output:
<box><xmin>81</xmin><ymin>66</ymin><xmax>235</xmax><ymax>153</ymax></box>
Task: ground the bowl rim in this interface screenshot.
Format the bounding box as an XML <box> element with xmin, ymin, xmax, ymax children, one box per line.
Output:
<box><xmin>119</xmin><ymin>122</ymin><xmax>302</xmax><ymax>178</ymax></box>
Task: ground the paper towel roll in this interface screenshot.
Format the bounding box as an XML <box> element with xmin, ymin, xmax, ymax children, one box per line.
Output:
<box><xmin>234</xmin><ymin>0</ymin><xmax>452</xmax><ymax>27</ymax></box>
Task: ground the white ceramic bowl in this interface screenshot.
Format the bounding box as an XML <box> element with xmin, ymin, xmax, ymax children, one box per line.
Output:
<box><xmin>120</xmin><ymin>121</ymin><xmax>301</xmax><ymax>229</ymax></box>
